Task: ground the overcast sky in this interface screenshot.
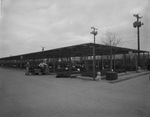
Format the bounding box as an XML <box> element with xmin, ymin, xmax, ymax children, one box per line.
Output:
<box><xmin>0</xmin><ymin>0</ymin><xmax>149</xmax><ymax>58</ymax></box>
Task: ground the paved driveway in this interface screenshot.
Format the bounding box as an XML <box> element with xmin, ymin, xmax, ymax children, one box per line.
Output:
<box><xmin>0</xmin><ymin>68</ymin><xmax>150</xmax><ymax>117</ymax></box>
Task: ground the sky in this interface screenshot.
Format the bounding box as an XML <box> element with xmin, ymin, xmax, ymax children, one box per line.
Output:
<box><xmin>0</xmin><ymin>0</ymin><xmax>150</xmax><ymax>58</ymax></box>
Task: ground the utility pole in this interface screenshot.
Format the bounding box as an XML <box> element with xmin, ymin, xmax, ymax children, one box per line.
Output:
<box><xmin>90</xmin><ymin>27</ymin><xmax>98</xmax><ymax>80</ymax></box>
<box><xmin>133</xmin><ymin>14</ymin><xmax>144</xmax><ymax>67</ymax></box>
<box><xmin>41</xmin><ymin>46</ymin><xmax>45</xmax><ymax>61</ymax></box>
<box><xmin>41</xmin><ymin>46</ymin><xmax>45</xmax><ymax>52</ymax></box>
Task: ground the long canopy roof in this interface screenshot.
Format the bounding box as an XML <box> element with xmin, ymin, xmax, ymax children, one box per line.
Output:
<box><xmin>0</xmin><ymin>43</ymin><xmax>149</xmax><ymax>60</ymax></box>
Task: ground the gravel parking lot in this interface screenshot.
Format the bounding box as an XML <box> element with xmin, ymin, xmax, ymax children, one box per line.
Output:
<box><xmin>0</xmin><ymin>68</ymin><xmax>150</xmax><ymax>117</ymax></box>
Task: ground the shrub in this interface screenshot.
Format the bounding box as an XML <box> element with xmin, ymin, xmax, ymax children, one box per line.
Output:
<box><xmin>56</xmin><ymin>72</ymin><xmax>71</xmax><ymax>78</ymax></box>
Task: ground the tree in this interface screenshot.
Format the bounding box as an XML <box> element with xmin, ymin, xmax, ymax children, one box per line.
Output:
<box><xmin>102</xmin><ymin>30</ymin><xmax>121</xmax><ymax>71</ymax></box>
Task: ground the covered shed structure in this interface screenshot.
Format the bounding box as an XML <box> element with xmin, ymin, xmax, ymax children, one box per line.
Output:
<box><xmin>0</xmin><ymin>43</ymin><xmax>149</xmax><ymax>73</ymax></box>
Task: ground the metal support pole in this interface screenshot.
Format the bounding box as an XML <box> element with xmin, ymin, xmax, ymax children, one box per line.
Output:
<box><xmin>69</xmin><ymin>57</ymin><xmax>72</xmax><ymax>76</ymax></box>
<box><xmin>133</xmin><ymin>14</ymin><xmax>144</xmax><ymax>68</ymax></box>
<box><xmin>137</xmin><ymin>26</ymin><xmax>140</xmax><ymax>67</ymax></box>
<box><xmin>53</xmin><ymin>58</ymin><xmax>56</xmax><ymax>73</ymax></box>
<box><xmin>90</xmin><ymin>27</ymin><xmax>98</xmax><ymax>80</ymax></box>
<box><xmin>93</xmin><ymin>35</ymin><xmax>96</xmax><ymax>80</ymax></box>
<box><xmin>124</xmin><ymin>54</ymin><xmax>127</xmax><ymax>72</ymax></box>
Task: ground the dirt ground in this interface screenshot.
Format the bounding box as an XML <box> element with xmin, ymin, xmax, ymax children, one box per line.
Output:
<box><xmin>0</xmin><ymin>68</ymin><xmax>150</xmax><ymax>117</ymax></box>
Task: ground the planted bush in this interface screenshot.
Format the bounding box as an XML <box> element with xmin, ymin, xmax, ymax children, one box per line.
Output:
<box><xmin>56</xmin><ymin>72</ymin><xmax>71</xmax><ymax>78</ymax></box>
<box><xmin>81</xmin><ymin>71</ymin><xmax>96</xmax><ymax>77</ymax></box>
<box><xmin>106</xmin><ymin>71</ymin><xmax>118</xmax><ymax>80</ymax></box>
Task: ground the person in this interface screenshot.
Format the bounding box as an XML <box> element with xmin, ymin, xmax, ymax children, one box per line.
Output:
<box><xmin>25</xmin><ymin>62</ymin><xmax>30</xmax><ymax>75</ymax></box>
<box><xmin>95</xmin><ymin>71</ymin><xmax>101</xmax><ymax>81</ymax></box>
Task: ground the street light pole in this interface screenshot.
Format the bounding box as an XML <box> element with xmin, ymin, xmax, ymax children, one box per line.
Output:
<box><xmin>90</xmin><ymin>27</ymin><xmax>98</xmax><ymax>80</ymax></box>
<box><xmin>133</xmin><ymin>14</ymin><xmax>144</xmax><ymax>68</ymax></box>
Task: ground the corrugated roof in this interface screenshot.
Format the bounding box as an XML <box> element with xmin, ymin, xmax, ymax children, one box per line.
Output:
<box><xmin>0</xmin><ymin>43</ymin><xmax>149</xmax><ymax>60</ymax></box>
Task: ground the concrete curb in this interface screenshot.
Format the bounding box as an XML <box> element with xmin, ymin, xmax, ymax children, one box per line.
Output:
<box><xmin>109</xmin><ymin>71</ymin><xmax>150</xmax><ymax>83</ymax></box>
<box><xmin>75</xmin><ymin>71</ymin><xmax>150</xmax><ymax>83</ymax></box>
